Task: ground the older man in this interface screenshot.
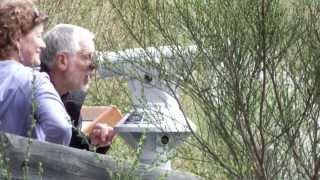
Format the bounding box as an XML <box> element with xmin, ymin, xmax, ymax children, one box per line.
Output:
<box><xmin>40</xmin><ymin>24</ymin><xmax>114</xmax><ymax>153</ymax></box>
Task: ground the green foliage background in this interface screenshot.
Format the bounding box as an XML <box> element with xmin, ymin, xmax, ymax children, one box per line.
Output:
<box><xmin>37</xmin><ymin>0</ymin><xmax>320</xmax><ymax>179</ymax></box>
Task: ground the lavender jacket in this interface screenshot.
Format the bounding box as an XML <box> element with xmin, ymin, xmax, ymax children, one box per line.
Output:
<box><xmin>0</xmin><ymin>60</ymin><xmax>71</xmax><ymax>145</ymax></box>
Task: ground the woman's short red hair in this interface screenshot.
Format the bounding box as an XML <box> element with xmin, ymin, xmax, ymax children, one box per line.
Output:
<box><xmin>0</xmin><ymin>0</ymin><xmax>48</xmax><ymax>59</ymax></box>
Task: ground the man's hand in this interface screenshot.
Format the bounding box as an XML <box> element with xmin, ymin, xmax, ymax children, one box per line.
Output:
<box><xmin>89</xmin><ymin>123</ymin><xmax>116</xmax><ymax>147</ymax></box>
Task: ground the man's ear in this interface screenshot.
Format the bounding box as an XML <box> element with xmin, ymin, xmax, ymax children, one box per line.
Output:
<box><xmin>56</xmin><ymin>53</ymin><xmax>68</xmax><ymax>71</ymax></box>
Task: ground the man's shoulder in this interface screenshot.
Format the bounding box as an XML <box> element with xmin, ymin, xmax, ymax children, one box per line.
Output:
<box><xmin>62</xmin><ymin>90</ymin><xmax>87</xmax><ymax>104</ymax></box>
<box><xmin>62</xmin><ymin>90</ymin><xmax>87</xmax><ymax>127</ymax></box>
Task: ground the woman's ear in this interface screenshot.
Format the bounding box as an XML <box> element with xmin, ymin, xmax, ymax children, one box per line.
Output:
<box><xmin>14</xmin><ymin>41</ymin><xmax>23</xmax><ymax>62</ymax></box>
<box><xmin>14</xmin><ymin>40</ymin><xmax>20</xmax><ymax>51</ymax></box>
<box><xmin>56</xmin><ymin>53</ymin><xmax>68</xmax><ymax>71</ymax></box>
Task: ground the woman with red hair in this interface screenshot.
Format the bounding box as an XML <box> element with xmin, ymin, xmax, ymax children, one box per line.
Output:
<box><xmin>0</xmin><ymin>1</ymin><xmax>72</xmax><ymax>145</ymax></box>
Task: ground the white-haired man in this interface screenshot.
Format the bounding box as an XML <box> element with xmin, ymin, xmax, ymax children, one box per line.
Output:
<box><xmin>40</xmin><ymin>24</ymin><xmax>114</xmax><ymax>153</ymax></box>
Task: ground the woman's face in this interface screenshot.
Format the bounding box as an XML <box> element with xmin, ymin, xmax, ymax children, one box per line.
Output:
<box><xmin>19</xmin><ymin>24</ymin><xmax>45</xmax><ymax>66</ymax></box>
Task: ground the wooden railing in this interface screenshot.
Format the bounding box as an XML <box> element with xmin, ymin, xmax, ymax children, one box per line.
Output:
<box><xmin>0</xmin><ymin>132</ymin><xmax>199</xmax><ymax>180</ymax></box>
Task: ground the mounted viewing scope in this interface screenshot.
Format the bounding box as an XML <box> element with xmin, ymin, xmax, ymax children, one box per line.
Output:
<box><xmin>94</xmin><ymin>46</ymin><xmax>197</xmax><ymax>170</ymax></box>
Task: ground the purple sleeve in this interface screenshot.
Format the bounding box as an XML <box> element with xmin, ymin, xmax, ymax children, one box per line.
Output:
<box><xmin>33</xmin><ymin>72</ymin><xmax>72</xmax><ymax>145</ymax></box>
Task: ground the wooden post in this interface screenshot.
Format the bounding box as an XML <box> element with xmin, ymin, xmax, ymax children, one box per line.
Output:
<box><xmin>0</xmin><ymin>132</ymin><xmax>199</xmax><ymax>180</ymax></box>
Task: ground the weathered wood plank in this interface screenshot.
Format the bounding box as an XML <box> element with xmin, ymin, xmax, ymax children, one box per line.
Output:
<box><xmin>0</xmin><ymin>132</ymin><xmax>199</xmax><ymax>180</ymax></box>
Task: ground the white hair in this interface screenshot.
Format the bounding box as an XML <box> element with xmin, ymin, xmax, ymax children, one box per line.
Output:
<box><xmin>40</xmin><ymin>24</ymin><xmax>94</xmax><ymax>71</ymax></box>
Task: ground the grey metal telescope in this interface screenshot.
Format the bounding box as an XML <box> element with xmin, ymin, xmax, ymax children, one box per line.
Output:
<box><xmin>95</xmin><ymin>45</ymin><xmax>197</xmax><ymax>170</ymax></box>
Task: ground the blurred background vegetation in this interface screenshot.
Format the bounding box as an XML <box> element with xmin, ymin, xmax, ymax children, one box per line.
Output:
<box><xmin>37</xmin><ymin>0</ymin><xmax>320</xmax><ymax>179</ymax></box>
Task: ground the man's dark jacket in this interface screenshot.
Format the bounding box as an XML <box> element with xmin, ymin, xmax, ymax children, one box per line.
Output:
<box><xmin>61</xmin><ymin>90</ymin><xmax>109</xmax><ymax>154</ymax></box>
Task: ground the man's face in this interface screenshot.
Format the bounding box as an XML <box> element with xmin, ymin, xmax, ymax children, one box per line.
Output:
<box><xmin>65</xmin><ymin>38</ymin><xmax>95</xmax><ymax>92</ymax></box>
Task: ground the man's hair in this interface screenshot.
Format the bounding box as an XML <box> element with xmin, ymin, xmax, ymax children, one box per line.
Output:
<box><xmin>40</xmin><ymin>24</ymin><xmax>94</xmax><ymax>72</ymax></box>
<box><xmin>0</xmin><ymin>0</ymin><xmax>48</xmax><ymax>59</ymax></box>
